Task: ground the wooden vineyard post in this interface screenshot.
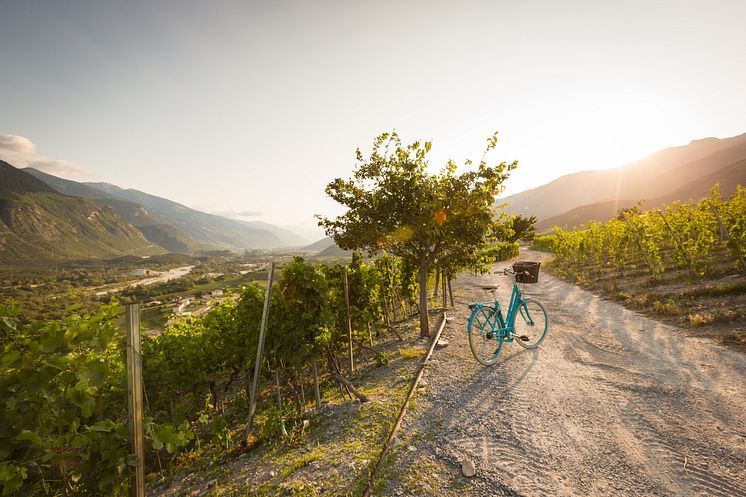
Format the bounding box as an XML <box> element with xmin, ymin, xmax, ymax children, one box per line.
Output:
<box><xmin>126</xmin><ymin>304</ymin><xmax>145</xmax><ymax>497</ymax></box>
<box><xmin>388</xmin><ymin>261</ymin><xmax>399</xmax><ymax>321</ymax></box>
<box><xmin>245</xmin><ymin>262</ymin><xmax>275</xmax><ymax>442</ymax></box>
<box><xmin>298</xmin><ymin>369</ymin><xmax>306</xmax><ymax>413</ymax></box>
<box><xmin>343</xmin><ymin>268</ymin><xmax>354</xmax><ymax>373</ymax></box>
<box><xmin>312</xmin><ymin>356</ymin><xmax>321</xmax><ymax>409</ymax></box>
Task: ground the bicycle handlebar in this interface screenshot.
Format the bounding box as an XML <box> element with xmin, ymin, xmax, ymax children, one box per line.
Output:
<box><xmin>495</xmin><ymin>267</ymin><xmax>529</xmax><ymax>278</ymax></box>
<box><xmin>494</xmin><ymin>268</ymin><xmax>515</xmax><ymax>275</ymax></box>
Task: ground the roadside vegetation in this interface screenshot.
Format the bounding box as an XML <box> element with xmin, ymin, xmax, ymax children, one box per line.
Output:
<box><xmin>533</xmin><ymin>184</ymin><xmax>746</xmax><ymax>349</ymax></box>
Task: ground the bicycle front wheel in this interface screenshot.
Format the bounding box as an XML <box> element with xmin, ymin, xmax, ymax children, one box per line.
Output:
<box><xmin>513</xmin><ymin>298</ymin><xmax>548</xmax><ymax>349</ymax></box>
<box><xmin>468</xmin><ymin>305</ymin><xmax>502</xmax><ymax>366</ymax></box>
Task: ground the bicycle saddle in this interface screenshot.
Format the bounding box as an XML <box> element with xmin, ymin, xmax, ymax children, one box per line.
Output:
<box><xmin>477</xmin><ymin>284</ymin><xmax>499</xmax><ymax>290</ymax></box>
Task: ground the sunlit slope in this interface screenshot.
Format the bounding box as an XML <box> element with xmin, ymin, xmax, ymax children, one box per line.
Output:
<box><xmin>22</xmin><ymin>167</ymin><xmax>200</xmax><ymax>253</ymax></box>
<box><xmin>503</xmin><ymin>133</ymin><xmax>746</xmax><ymax>221</ymax></box>
<box><xmin>536</xmin><ymin>156</ymin><xmax>746</xmax><ymax>231</ymax></box>
<box><xmin>0</xmin><ymin>162</ymin><xmax>163</xmax><ymax>262</ymax></box>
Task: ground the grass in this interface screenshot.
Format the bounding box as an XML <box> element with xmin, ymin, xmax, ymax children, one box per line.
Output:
<box><xmin>278</xmin><ymin>445</ymin><xmax>325</xmax><ymax>478</ymax></box>
<box><xmin>398</xmin><ymin>346</ymin><xmax>426</xmax><ymax>360</ymax></box>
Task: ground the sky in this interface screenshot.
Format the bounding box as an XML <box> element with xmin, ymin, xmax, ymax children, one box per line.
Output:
<box><xmin>1</xmin><ymin>0</ymin><xmax>745</xmax><ymax>241</ymax></box>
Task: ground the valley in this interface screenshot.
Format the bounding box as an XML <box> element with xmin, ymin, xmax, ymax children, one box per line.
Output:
<box><xmin>1</xmin><ymin>131</ymin><xmax>744</xmax><ymax>497</ymax></box>
<box><xmin>0</xmin><ymin>250</ymin><xmax>318</xmax><ymax>329</ymax></box>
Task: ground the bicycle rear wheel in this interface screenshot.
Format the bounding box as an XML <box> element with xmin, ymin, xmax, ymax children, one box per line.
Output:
<box><xmin>513</xmin><ymin>298</ymin><xmax>548</xmax><ymax>349</ymax></box>
<box><xmin>468</xmin><ymin>305</ymin><xmax>502</xmax><ymax>366</ymax></box>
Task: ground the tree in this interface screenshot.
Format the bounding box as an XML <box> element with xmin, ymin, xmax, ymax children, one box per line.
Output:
<box><xmin>508</xmin><ymin>214</ymin><xmax>537</xmax><ymax>242</ymax></box>
<box><xmin>319</xmin><ymin>131</ymin><xmax>516</xmax><ymax>337</ymax></box>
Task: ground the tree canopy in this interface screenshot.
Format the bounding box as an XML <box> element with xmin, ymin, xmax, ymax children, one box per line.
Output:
<box><xmin>319</xmin><ymin>131</ymin><xmax>516</xmax><ymax>336</ymax></box>
<box><xmin>507</xmin><ymin>214</ymin><xmax>537</xmax><ymax>242</ymax></box>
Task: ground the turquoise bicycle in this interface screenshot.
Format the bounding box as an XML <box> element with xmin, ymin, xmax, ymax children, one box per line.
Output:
<box><xmin>467</xmin><ymin>261</ymin><xmax>549</xmax><ymax>365</ymax></box>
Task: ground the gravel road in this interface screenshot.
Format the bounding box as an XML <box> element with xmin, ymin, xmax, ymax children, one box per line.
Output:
<box><xmin>401</xmin><ymin>249</ymin><xmax>746</xmax><ymax>496</ymax></box>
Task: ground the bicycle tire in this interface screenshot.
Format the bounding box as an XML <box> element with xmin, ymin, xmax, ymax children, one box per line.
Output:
<box><xmin>513</xmin><ymin>298</ymin><xmax>548</xmax><ymax>349</ymax></box>
<box><xmin>468</xmin><ymin>305</ymin><xmax>502</xmax><ymax>365</ymax></box>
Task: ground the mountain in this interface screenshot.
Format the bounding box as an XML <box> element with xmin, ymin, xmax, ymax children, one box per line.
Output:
<box><xmin>235</xmin><ymin>220</ymin><xmax>308</xmax><ymax>247</ymax></box>
<box><xmin>315</xmin><ymin>242</ymin><xmax>352</xmax><ymax>259</ymax></box>
<box><xmin>23</xmin><ymin>168</ymin><xmax>200</xmax><ymax>253</ymax></box>
<box><xmin>0</xmin><ymin>161</ymin><xmax>57</xmax><ymax>196</ymax></box>
<box><xmin>302</xmin><ymin>236</ymin><xmax>337</xmax><ymax>253</ymax></box>
<box><xmin>83</xmin><ymin>182</ymin><xmax>294</xmax><ymax>250</ymax></box>
<box><xmin>24</xmin><ymin>169</ymin><xmax>304</xmax><ymax>250</ymax></box>
<box><xmin>0</xmin><ymin>161</ymin><xmax>163</xmax><ymax>262</ymax></box>
<box><xmin>504</xmin><ymin>133</ymin><xmax>746</xmax><ymax>228</ymax></box>
<box><xmin>21</xmin><ymin>168</ymin><xmax>117</xmax><ymax>200</ymax></box>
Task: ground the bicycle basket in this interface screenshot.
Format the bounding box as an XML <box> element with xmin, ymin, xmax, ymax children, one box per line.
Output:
<box><xmin>513</xmin><ymin>261</ymin><xmax>540</xmax><ymax>283</ymax></box>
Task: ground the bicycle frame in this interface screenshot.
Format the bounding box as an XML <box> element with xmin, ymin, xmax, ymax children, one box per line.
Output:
<box><xmin>469</xmin><ymin>283</ymin><xmax>527</xmax><ymax>342</ymax></box>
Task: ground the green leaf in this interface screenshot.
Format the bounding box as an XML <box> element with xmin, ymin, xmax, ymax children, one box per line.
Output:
<box><xmin>40</xmin><ymin>328</ymin><xmax>67</xmax><ymax>353</ymax></box>
<box><xmin>16</xmin><ymin>429</ymin><xmax>43</xmax><ymax>448</ymax></box>
<box><xmin>41</xmin><ymin>356</ymin><xmax>67</xmax><ymax>370</ymax></box>
<box><xmin>89</xmin><ymin>419</ymin><xmax>116</xmax><ymax>432</ymax></box>
<box><xmin>0</xmin><ymin>350</ymin><xmax>20</xmax><ymax>367</ymax></box>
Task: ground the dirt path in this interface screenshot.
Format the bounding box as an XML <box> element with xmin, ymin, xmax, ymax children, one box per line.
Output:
<box><xmin>394</xmin><ymin>249</ymin><xmax>746</xmax><ymax>496</ymax></box>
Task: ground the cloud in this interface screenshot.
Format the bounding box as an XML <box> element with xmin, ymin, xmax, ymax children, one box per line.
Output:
<box><xmin>211</xmin><ymin>209</ymin><xmax>263</xmax><ymax>220</ymax></box>
<box><xmin>0</xmin><ymin>134</ymin><xmax>37</xmax><ymax>155</ymax></box>
<box><xmin>236</xmin><ymin>210</ymin><xmax>262</xmax><ymax>217</ymax></box>
<box><xmin>0</xmin><ymin>133</ymin><xmax>88</xmax><ymax>178</ymax></box>
<box><xmin>27</xmin><ymin>158</ymin><xmax>86</xmax><ymax>177</ymax></box>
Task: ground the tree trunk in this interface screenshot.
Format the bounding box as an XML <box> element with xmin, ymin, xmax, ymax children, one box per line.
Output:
<box><xmin>382</xmin><ymin>295</ymin><xmax>391</xmax><ymax>327</ymax></box>
<box><xmin>418</xmin><ymin>257</ymin><xmax>430</xmax><ymax>337</ymax></box>
<box><xmin>442</xmin><ymin>273</ymin><xmax>447</xmax><ymax>308</ymax></box>
<box><xmin>433</xmin><ymin>267</ymin><xmax>440</xmax><ymax>298</ymax></box>
<box><xmin>448</xmin><ymin>276</ymin><xmax>455</xmax><ymax>307</ymax></box>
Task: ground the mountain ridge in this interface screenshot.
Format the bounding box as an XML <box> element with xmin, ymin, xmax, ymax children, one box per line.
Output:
<box><xmin>23</xmin><ymin>168</ymin><xmax>304</xmax><ymax>251</ymax></box>
<box><xmin>0</xmin><ymin>163</ymin><xmax>164</xmax><ymax>262</ymax></box>
<box><xmin>503</xmin><ymin>132</ymin><xmax>746</xmax><ymax>226</ymax></box>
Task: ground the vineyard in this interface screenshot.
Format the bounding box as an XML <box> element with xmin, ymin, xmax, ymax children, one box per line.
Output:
<box><xmin>532</xmin><ymin>184</ymin><xmax>746</xmax><ymax>342</ymax></box>
<box><xmin>0</xmin><ymin>244</ymin><xmax>520</xmax><ymax>496</ymax></box>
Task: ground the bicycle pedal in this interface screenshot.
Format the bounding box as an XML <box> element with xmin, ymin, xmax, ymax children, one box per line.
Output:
<box><xmin>518</xmin><ymin>335</ymin><xmax>529</xmax><ymax>341</ymax></box>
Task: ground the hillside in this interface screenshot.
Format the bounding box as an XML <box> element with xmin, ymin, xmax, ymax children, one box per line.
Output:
<box><xmin>536</xmin><ymin>156</ymin><xmax>746</xmax><ymax>231</ymax></box>
<box><xmin>236</xmin><ymin>220</ymin><xmax>308</xmax><ymax>247</ymax></box>
<box><xmin>24</xmin><ymin>168</ymin><xmax>304</xmax><ymax>250</ymax></box>
<box><xmin>503</xmin><ymin>132</ymin><xmax>746</xmax><ymax>222</ymax></box>
<box><xmin>23</xmin><ymin>168</ymin><xmax>201</xmax><ymax>253</ymax></box>
<box><xmin>0</xmin><ymin>160</ymin><xmax>57</xmax><ymax>196</ymax></box>
<box><xmin>0</xmin><ymin>191</ymin><xmax>163</xmax><ymax>262</ymax></box>
<box><xmin>83</xmin><ymin>182</ymin><xmax>293</xmax><ymax>250</ymax></box>
<box><xmin>302</xmin><ymin>236</ymin><xmax>337</xmax><ymax>253</ymax></box>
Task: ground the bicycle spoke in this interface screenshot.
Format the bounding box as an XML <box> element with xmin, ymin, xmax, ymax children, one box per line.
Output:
<box><xmin>513</xmin><ymin>299</ymin><xmax>548</xmax><ymax>349</ymax></box>
<box><xmin>468</xmin><ymin>305</ymin><xmax>502</xmax><ymax>365</ymax></box>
